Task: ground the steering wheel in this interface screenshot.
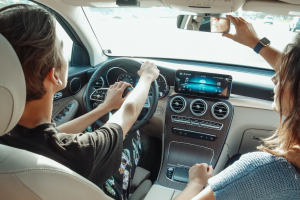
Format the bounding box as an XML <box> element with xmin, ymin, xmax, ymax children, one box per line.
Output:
<box><xmin>85</xmin><ymin>58</ymin><xmax>159</xmax><ymax>133</ymax></box>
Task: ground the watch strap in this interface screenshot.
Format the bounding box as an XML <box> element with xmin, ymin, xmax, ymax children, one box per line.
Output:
<box><xmin>254</xmin><ymin>42</ymin><xmax>265</xmax><ymax>54</ymax></box>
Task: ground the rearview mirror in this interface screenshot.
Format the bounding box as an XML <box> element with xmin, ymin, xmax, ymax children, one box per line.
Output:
<box><xmin>177</xmin><ymin>15</ymin><xmax>230</xmax><ymax>33</ymax></box>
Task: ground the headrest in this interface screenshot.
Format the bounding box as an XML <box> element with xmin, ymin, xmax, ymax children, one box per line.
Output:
<box><xmin>0</xmin><ymin>34</ymin><xmax>26</xmax><ymax>136</ymax></box>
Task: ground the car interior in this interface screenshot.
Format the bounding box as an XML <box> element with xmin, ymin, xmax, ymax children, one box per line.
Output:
<box><xmin>1</xmin><ymin>0</ymin><xmax>300</xmax><ymax>199</ymax></box>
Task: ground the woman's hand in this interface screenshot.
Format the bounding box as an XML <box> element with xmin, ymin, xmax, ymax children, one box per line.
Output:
<box><xmin>223</xmin><ymin>15</ymin><xmax>260</xmax><ymax>49</ymax></box>
<box><xmin>137</xmin><ymin>61</ymin><xmax>160</xmax><ymax>82</ymax></box>
<box><xmin>189</xmin><ymin>163</ymin><xmax>214</xmax><ymax>187</ymax></box>
<box><xmin>174</xmin><ymin>164</ymin><xmax>214</xmax><ymax>200</ymax></box>
<box><xmin>101</xmin><ymin>81</ymin><xmax>132</xmax><ymax>111</ymax></box>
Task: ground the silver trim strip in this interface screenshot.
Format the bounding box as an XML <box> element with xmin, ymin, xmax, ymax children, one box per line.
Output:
<box><xmin>211</xmin><ymin>102</ymin><xmax>230</xmax><ymax>120</ymax></box>
<box><xmin>190</xmin><ymin>99</ymin><xmax>207</xmax><ymax>116</ymax></box>
<box><xmin>170</xmin><ymin>96</ymin><xmax>187</xmax><ymax>113</ymax></box>
<box><xmin>171</xmin><ymin>115</ymin><xmax>224</xmax><ymax>130</ymax></box>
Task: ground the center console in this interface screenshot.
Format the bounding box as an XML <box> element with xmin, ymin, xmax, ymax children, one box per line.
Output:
<box><xmin>156</xmin><ymin>70</ymin><xmax>234</xmax><ymax>190</ymax></box>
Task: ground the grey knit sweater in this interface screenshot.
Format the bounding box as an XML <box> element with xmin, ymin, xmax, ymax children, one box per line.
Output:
<box><xmin>208</xmin><ymin>152</ymin><xmax>300</xmax><ymax>200</ymax></box>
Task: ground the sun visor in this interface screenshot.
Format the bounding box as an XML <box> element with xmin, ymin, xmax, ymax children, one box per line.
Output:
<box><xmin>62</xmin><ymin>0</ymin><xmax>166</xmax><ymax>8</ymax></box>
<box><xmin>243</xmin><ymin>1</ymin><xmax>300</xmax><ymax>16</ymax></box>
<box><xmin>62</xmin><ymin>0</ymin><xmax>244</xmax><ymax>11</ymax></box>
<box><xmin>166</xmin><ymin>0</ymin><xmax>244</xmax><ymax>13</ymax></box>
<box><xmin>280</xmin><ymin>0</ymin><xmax>300</xmax><ymax>5</ymax></box>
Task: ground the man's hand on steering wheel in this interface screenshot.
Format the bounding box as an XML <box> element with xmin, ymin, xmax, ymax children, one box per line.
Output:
<box><xmin>86</xmin><ymin>58</ymin><xmax>160</xmax><ymax>133</ymax></box>
<box><xmin>99</xmin><ymin>81</ymin><xmax>132</xmax><ymax>111</ymax></box>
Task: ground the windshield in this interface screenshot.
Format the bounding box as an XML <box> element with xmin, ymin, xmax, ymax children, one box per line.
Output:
<box><xmin>83</xmin><ymin>7</ymin><xmax>297</xmax><ymax>70</ymax></box>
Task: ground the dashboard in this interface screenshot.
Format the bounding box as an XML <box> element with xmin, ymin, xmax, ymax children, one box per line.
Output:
<box><xmin>97</xmin><ymin>67</ymin><xmax>234</xmax><ymax>190</ymax></box>
<box><xmin>61</xmin><ymin>58</ymin><xmax>277</xmax><ymax>192</ymax></box>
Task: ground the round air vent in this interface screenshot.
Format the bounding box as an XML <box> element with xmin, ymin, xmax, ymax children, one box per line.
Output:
<box><xmin>170</xmin><ymin>96</ymin><xmax>186</xmax><ymax>113</ymax></box>
<box><xmin>190</xmin><ymin>99</ymin><xmax>207</xmax><ymax>116</ymax></box>
<box><xmin>94</xmin><ymin>77</ymin><xmax>104</xmax><ymax>89</ymax></box>
<box><xmin>211</xmin><ymin>102</ymin><xmax>229</xmax><ymax>120</ymax></box>
<box><xmin>70</xmin><ymin>78</ymin><xmax>81</xmax><ymax>93</ymax></box>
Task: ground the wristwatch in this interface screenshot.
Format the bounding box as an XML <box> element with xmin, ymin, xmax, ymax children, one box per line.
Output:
<box><xmin>254</xmin><ymin>37</ymin><xmax>270</xmax><ymax>54</ymax></box>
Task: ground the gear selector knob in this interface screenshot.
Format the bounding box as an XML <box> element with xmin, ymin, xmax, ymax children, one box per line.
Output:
<box><xmin>122</xmin><ymin>86</ymin><xmax>134</xmax><ymax>98</ymax></box>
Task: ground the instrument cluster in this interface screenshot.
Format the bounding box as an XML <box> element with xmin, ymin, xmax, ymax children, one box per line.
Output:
<box><xmin>106</xmin><ymin>67</ymin><xmax>169</xmax><ymax>99</ymax></box>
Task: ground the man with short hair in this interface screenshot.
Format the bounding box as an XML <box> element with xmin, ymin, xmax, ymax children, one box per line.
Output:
<box><xmin>0</xmin><ymin>4</ymin><xmax>160</xmax><ymax>200</ymax></box>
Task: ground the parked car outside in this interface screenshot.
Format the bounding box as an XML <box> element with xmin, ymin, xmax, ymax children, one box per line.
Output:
<box><xmin>263</xmin><ymin>16</ymin><xmax>274</xmax><ymax>24</ymax></box>
<box><xmin>289</xmin><ymin>17</ymin><xmax>300</xmax><ymax>32</ymax></box>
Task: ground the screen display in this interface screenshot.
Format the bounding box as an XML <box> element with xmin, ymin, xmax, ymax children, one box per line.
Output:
<box><xmin>175</xmin><ymin>70</ymin><xmax>232</xmax><ymax>99</ymax></box>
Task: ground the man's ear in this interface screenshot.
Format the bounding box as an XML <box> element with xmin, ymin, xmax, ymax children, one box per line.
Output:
<box><xmin>48</xmin><ymin>68</ymin><xmax>62</xmax><ymax>86</ymax></box>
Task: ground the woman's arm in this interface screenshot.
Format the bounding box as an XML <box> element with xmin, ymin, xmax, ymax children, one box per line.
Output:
<box><xmin>108</xmin><ymin>61</ymin><xmax>159</xmax><ymax>137</ymax></box>
<box><xmin>57</xmin><ymin>81</ymin><xmax>131</xmax><ymax>134</ymax></box>
<box><xmin>223</xmin><ymin>15</ymin><xmax>282</xmax><ymax>72</ymax></box>
<box><xmin>174</xmin><ymin>164</ymin><xmax>215</xmax><ymax>200</ymax></box>
<box><xmin>191</xmin><ymin>186</ymin><xmax>215</xmax><ymax>200</ymax></box>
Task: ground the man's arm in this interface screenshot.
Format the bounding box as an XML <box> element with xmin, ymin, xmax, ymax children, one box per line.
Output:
<box><xmin>223</xmin><ymin>15</ymin><xmax>282</xmax><ymax>72</ymax></box>
<box><xmin>57</xmin><ymin>82</ymin><xmax>131</xmax><ymax>134</ymax></box>
<box><xmin>174</xmin><ymin>164</ymin><xmax>215</xmax><ymax>200</ymax></box>
<box><xmin>108</xmin><ymin>61</ymin><xmax>159</xmax><ymax>137</ymax></box>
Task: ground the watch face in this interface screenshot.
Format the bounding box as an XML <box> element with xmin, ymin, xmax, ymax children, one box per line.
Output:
<box><xmin>260</xmin><ymin>37</ymin><xmax>270</xmax><ymax>46</ymax></box>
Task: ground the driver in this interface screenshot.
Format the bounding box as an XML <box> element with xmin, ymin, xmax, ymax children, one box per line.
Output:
<box><xmin>210</xmin><ymin>17</ymin><xmax>230</xmax><ymax>33</ymax></box>
<box><xmin>0</xmin><ymin>4</ymin><xmax>159</xmax><ymax>200</ymax></box>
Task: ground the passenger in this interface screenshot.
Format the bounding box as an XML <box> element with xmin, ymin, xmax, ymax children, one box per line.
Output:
<box><xmin>175</xmin><ymin>15</ymin><xmax>300</xmax><ymax>200</ymax></box>
<box><xmin>0</xmin><ymin>4</ymin><xmax>159</xmax><ymax>200</ymax></box>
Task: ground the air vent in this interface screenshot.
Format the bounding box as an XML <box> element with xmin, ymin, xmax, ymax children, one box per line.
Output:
<box><xmin>190</xmin><ymin>99</ymin><xmax>207</xmax><ymax>116</ymax></box>
<box><xmin>94</xmin><ymin>77</ymin><xmax>104</xmax><ymax>89</ymax></box>
<box><xmin>170</xmin><ymin>96</ymin><xmax>186</xmax><ymax>113</ymax></box>
<box><xmin>211</xmin><ymin>102</ymin><xmax>229</xmax><ymax>120</ymax></box>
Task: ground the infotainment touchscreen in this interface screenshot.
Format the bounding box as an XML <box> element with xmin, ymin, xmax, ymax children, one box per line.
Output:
<box><xmin>175</xmin><ymin>70</ymin><xmax>232</xmax><ymax>99</ymax></box>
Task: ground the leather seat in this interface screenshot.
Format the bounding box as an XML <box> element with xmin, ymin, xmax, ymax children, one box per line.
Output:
<box><xmin>0</xmin><ymin>34</ymin><xmax>151</xmax><ymax>200</ymax></box>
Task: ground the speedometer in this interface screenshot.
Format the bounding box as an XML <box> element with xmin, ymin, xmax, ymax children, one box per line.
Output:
<box><xmin>117</xmin><ymin>73</ymin><xmax>135</xmax><ymax>86</ymax></box>
<box><xmin>157</xmin><ymin>74</ymin><xmax>169</xmax><ymax>98</ymax></box>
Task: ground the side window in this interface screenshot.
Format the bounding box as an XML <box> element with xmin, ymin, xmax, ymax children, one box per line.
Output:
<box><xmin>56</xmin><ymin>21</ymin><xmax>73</xmax><ymax>64</ymax></box>
<box><xmin>0</xmin><ymin>0</ymin><xmax>73</xmax><ymax>64</ymax></box>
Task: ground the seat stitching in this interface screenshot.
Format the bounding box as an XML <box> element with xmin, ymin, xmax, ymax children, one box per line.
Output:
<box><xmin>0</xmin><ymin>151</ymin><xmax>21</xmax><ymax>164</ymax></box>
<box><xmin>13</xmin><ymin>174</ymin><xmax>42</xmax><ymax>200</ymax></box>
<box><xmin>0</xmin><ymin>167</ymin><xmax>72</xmax><ymax>173</ymax></box>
